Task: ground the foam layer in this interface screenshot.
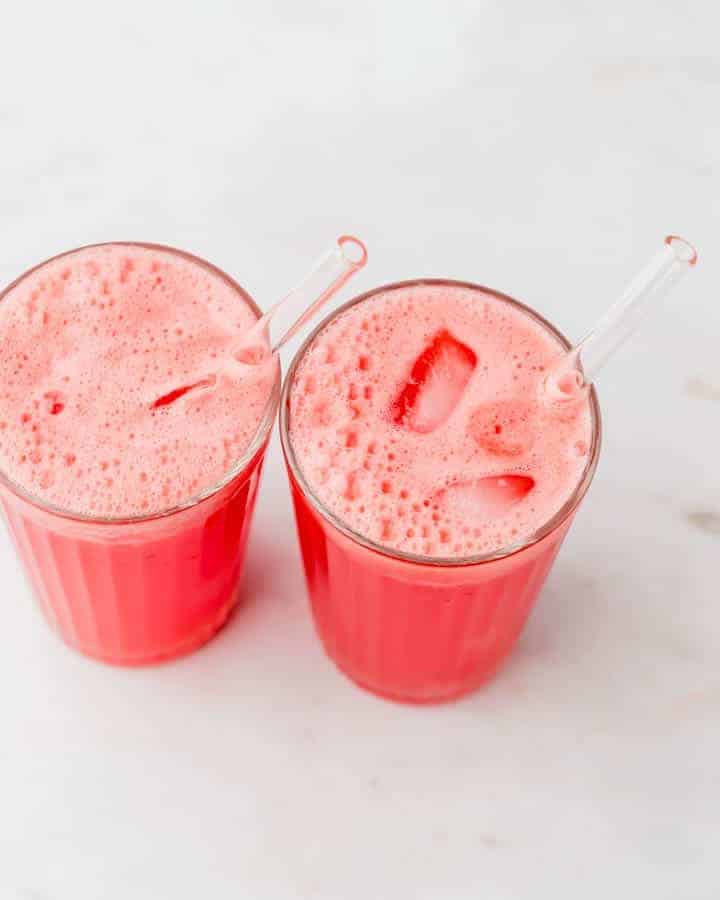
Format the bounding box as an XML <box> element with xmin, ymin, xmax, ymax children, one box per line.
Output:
<box><xmin>0</xmin><ymin>244</ymin><xmax>276</xmax><ymax>517</ymax></box>
<box><xmin>288</xmin><ymin>283</ymin><xmax>594</xmax><ymax>558</ymax></box>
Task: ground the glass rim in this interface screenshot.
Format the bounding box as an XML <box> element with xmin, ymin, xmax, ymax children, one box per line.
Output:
<box><xmin>280</xmin><ymin>278</ymin><xmax>602</xmax><ymax>568</ymax></box>
<box><xmin>0</xmin><ymin>241</ymin><xmax>281</xmax><ymax>525</ymax></box>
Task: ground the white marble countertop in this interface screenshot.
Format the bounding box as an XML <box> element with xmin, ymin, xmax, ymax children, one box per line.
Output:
<box><xmin>1</xmin><ymin>2</ymin><xmax>718</xmax><ymax>898</ymax></box>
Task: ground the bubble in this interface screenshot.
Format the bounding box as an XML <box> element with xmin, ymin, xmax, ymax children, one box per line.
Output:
<box><xmin>43</xmin><ymin>391</ymin><xmax>65</xmax><ymax>416</ymax></box>
<box><xmin>343</xmin><ymin>472</ymin><xmax>360</xmax><ymax>501</ymax></box>
<box><xmin>311</xmin><ymin>402</ymin><xmax>332</xmax><ymax>427</ymax></box>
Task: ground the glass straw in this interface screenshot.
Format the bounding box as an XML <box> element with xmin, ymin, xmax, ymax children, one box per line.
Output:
<box><xmin>235</xmin><ymin>236</ymin><xmax>367</xmax><ymax>364</ymax></box>
<box><xmin>546</xmin><ymin>235</ymin><xmax>698</xmax><ymax>402</ymax></box>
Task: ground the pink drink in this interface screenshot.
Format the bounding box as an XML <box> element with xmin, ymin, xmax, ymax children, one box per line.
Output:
<box><xmin>281</xmin><ymin>280</ymin><xmax>600</xmax><ymax>703</ymax></box>
<box><xmin>0</xmin><ymin>243</ymin><xmax>279</xmax><ymax>664</ymax></box>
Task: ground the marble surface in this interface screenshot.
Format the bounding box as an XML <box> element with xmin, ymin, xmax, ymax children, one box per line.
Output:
<box><xmin>0</xmin><ymin>2</ymin><xmax>718</xmax><ymax>898</ymax></box>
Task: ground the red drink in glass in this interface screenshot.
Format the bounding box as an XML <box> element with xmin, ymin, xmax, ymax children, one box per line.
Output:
<box><xmin>0</xmin><ymin>243</ymin><xmax>279</xmax><ymax>664</ymax></box>
<box><xmin>281</xmin><ymin>280</ymin><xmax>600</xmax><ymax>703</ymax></box>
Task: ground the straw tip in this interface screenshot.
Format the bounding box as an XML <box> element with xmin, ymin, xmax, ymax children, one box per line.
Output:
<box><xmin>665</xmin><ymin>235</ymin><xmax>698</xmax><ymax>266</ymax></box>
<box><xmin>541</xmin><ymin>362</ymin><xmax>588</xmax><ymax>408</ymax></box>
<box><xmin>338</xmin><ymin>235</ymin><xmax>368</xmax><ymax>269</ymax></box>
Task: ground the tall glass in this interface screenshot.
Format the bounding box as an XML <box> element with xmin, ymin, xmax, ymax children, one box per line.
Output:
<box><xmin>0</xmin><ymin>243</ymin><xmax>281</xmax><ymax>665</ymax></box>
<box><xmin>280</xmin><ymin>280</ymin><xmax>601</xmax><ymax>703</ymax></box>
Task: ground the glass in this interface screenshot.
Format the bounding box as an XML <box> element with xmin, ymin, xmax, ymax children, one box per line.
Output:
<box><xmin>0</xmin><ymin>243</ymin><xmax>281</xmax><ymax>665</ymax></box>
<box><xmin>280</xmin><ymin>280</ymin><xmax>601</xmax><ymax>703</ymax></box>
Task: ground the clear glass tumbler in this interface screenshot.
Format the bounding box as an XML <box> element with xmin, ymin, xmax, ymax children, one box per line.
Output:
<box><xmin>0</xmin><ymin>243</ymin><xmax>280</xmax><ymax>665</ymax></box>
<box><xmin>280</xmin><ymin>280</ymin><xmax>601</xmax><ymax>703</ymax></box>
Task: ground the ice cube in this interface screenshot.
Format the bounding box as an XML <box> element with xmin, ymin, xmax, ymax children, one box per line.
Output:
<box><xmin>468</xmin><ymin>399</ymin><xmax>536</xmax><ymax>457</ymax></box>
<box><xmin>152</xmin><ymin>375</ymin><xmax>217</xmax><ymax>409</ymax></box>
<box><xmin>391</xmin><ymin>330</ymin><xmax>477</xmax><ymax>433</ymax></box>
<box><xmin>435</xmin><ymin>475</ymin><xmax>535</xmax><ymax>520</ymax></box>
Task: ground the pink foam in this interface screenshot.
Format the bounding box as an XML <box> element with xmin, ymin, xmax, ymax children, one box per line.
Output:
<box><xmin>0</xmin><ymin>244</ymin><xmax>276</xmax><ymax>517</ymax></box>
<box><xmin>288</xmin><ymin>284</ymin><xmax>594</xmax><ymax>558</ymax></box>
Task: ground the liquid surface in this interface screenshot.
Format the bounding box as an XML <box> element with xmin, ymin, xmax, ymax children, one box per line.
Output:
<box><xmin>288</xmin><ymin>283</ymin><xmax>594</xmax><ymax>558</ymax></box>
<box><xmin>0</xmin><ymin>244</ymin><xmax>276</xmax><ymax>516</ymax></box>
